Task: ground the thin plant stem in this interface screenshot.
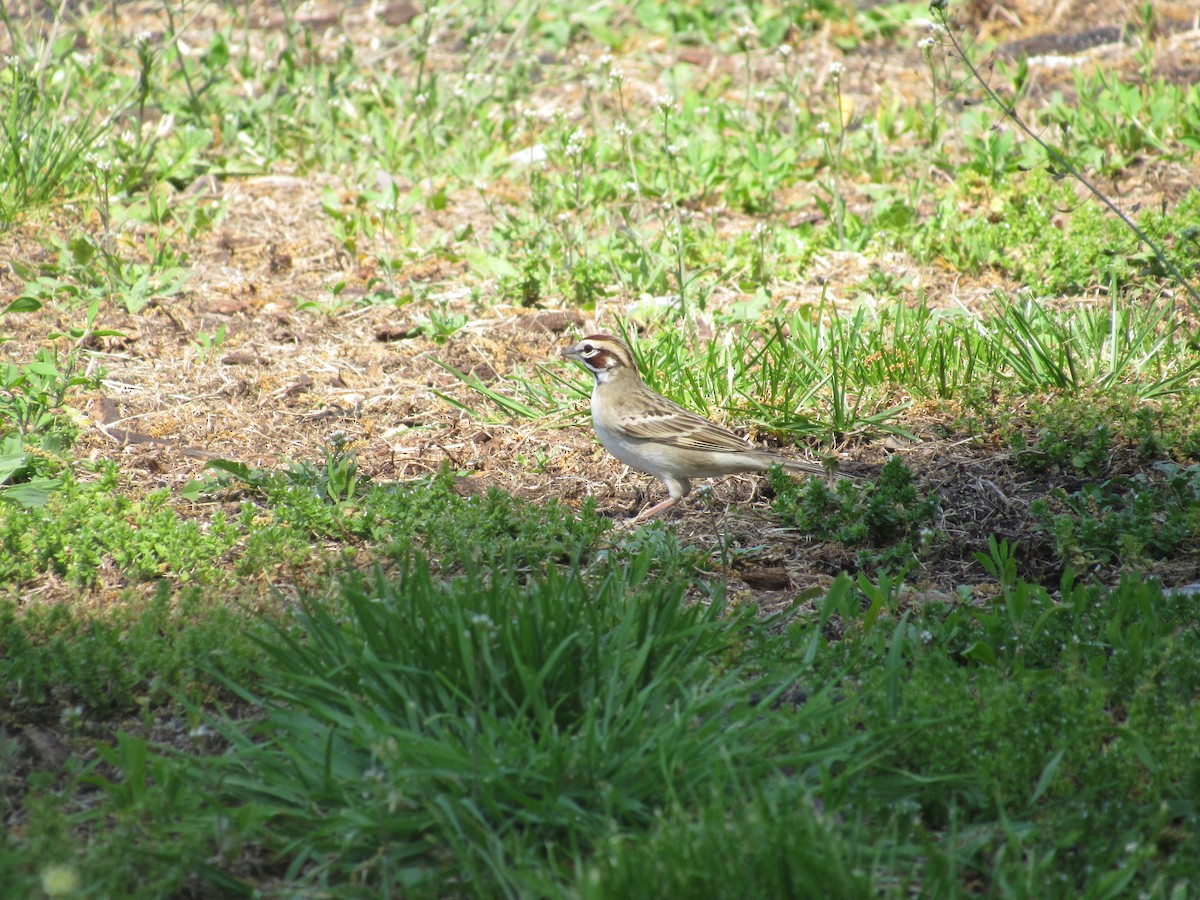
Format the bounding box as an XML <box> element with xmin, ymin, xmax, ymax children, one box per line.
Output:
<box><xmin>930</xmin><ymin>0</ymin><xmax>1200</xmax><ymax>314</ymax></box>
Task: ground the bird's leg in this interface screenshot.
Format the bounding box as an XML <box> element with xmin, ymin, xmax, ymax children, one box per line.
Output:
<box><xmin>628</xmin><ymin>496</ymin><xmax>681</xmax><ymax>524</ymax></box>
<box><xmin>627</xmin><ymin>475</ymin><xmax>690</xmax><ymax>525</ymax></box>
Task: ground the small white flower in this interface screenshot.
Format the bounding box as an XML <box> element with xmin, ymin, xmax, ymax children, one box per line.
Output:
<box><xmin>565</xmin><ymin>128</ymin><xmax>587</xmax><ymax>159</ymax></box>
<box><xmin>816</xmin><ymin>121</ymin><xmax>831</xmax><ymax>134</ymax></box>
<box><xmin>828</xmin><ymin>61</ymin><xmax>844</xmax><ymax>78</ymax></box>
<box><xmin>40</xmin><ymin>865</ymin><xmax>80</xmax><ymax>898</ymax></box>
<box><xmin>655</xmin><ymin>93</ymin><xmax>676</xmax><ymax>114</ymax></box>
<box><xmin>777</xmin><ymin>45</ymin><xmax>792</xmax><ymax>58</ymax></box>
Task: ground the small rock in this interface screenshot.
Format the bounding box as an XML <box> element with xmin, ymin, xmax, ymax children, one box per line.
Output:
<box><xmin>742</xmin><ymin>567</ymin><xmax>791</xmax><ymax>590</ymax></box>
<box><xmin>526</xmin><ymin>310</ymin><xmax>584</xmax><ymax>334</ymax></box>
<box><xmin>382</xmin><ymin>1</ymin><xmax>421</xmax><ymax>26</ymax></box>
<box><xmin>376</xmin><ymin>324</ymin><xmax>423</xmax><ymax>342</ymax></box>
<box><xmin>220</xmin><ymin>350</ymin><xmax>261</xmax><ymax>366</ymax></box>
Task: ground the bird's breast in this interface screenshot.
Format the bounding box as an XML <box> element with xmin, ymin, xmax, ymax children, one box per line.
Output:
<box><xmin>591</xmin><ymin>391</ymin><xmax>675</xmax><ymax>478</ymax></box>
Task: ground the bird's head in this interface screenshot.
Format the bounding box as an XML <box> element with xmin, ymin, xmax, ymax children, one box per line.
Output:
<box><xmin>561</xmin><ymin>334</ymin><xmax>638</xmax><ymax>383</ymax></box>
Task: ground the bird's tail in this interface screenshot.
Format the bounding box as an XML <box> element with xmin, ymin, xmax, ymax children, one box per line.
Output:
<box><xmin>778</xmin><ymin>457</ymin><xmax>852</xmax><ymax>480</ymax></box>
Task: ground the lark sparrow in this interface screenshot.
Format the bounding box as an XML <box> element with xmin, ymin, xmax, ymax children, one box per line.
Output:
<box><xmin>561</xmin><ymin>333</ymin><xmax>842</xmax><ymax>523</ymax></box>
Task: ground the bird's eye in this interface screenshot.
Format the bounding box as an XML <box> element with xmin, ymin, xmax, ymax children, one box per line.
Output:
<box><xmin>582</xmin><ymin>343</ymin><xmax>595</xmax><ymax>354</ymax></box>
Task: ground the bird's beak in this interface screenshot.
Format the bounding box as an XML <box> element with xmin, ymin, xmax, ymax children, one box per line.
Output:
<box><xmin>560</xmin><ymin>342</ymin><xmax>579</xmax><ymax>360</ymax></box>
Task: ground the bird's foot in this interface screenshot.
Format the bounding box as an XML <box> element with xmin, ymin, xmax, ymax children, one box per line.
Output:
<box><xmin>622</xmin><ymin>497</ymin><xmax>681</xmax><ymax>528</ymax></box>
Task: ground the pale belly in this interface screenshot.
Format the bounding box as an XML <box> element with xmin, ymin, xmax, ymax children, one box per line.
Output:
<box><xmin>593</xmin><ymin>413</ymin><xmax>676</xmax><ymax>479</ymax></box>
<box><xmin>590</xmin><ymin>395</ymin><xmax>769</xmax><ymax>480</ymax></box>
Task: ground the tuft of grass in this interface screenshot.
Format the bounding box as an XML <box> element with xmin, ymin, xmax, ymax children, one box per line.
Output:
<box><xmin>80</xmin><ymin>550</ymin><xmax>858</xmax><ymax>895</ymax></box>
<box><xmin>0</xmin><ymin>47</ymin><xmax>110</xmax><ymax>223</ymax></box>
<box><xmin>450</xmin><ymin>283</ymin><xmax>1194</xmax><ymax>452</ymax></box>
<box><xmin>579</xmin><ymin>783</ymin><xmax>880</xmax><ymax>899</ymax></box>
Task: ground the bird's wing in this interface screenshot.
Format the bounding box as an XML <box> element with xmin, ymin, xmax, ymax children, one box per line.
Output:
<box><xmin>614</xmin><ymin>392</ymin><xmax>757</xmax><ymax>453</ymax></box>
